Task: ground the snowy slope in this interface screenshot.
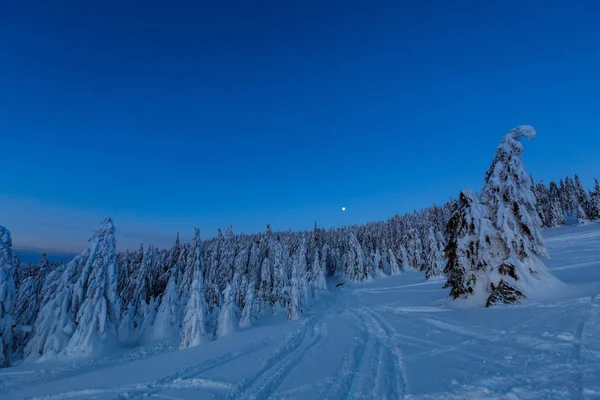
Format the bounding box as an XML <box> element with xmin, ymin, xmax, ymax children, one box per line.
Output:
<box><xmin>2</xmin><ymin>223</ymin><xmax>600</xmax><ymax>400</ymax></box>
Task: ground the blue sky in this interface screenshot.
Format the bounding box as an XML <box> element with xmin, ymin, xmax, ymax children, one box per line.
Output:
<box><xmin>1</xmin><ymin>0</ymin><xmax>599</xmax><ymax>252</ymax></box>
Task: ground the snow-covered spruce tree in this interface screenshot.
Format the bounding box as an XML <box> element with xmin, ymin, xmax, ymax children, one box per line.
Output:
<box><xmin>402</xmin><ymin>228</ymin><xmax>423</xmax><ymax>271</ymax></box>
<box><xmin>309</xmin><ymin>248</ymin><xmax>327</xmax><ymax>298</ymax></box>
<box><xmin>176</xmin><ymin>241</ymin><xmax>190</xmax><ymax>300</ymax></box>
<box><xmin>152</xmin><ymin>273</ymin><xmax>180</xmax><ymax>341</ymax></box>
<box><xmin>180</xmin><ymin>229</ymin><xmax>207</xmax><ymax>349</ymax></box>
<box><xmin>361</xmin><ymin>228</ymin><xmax>378</xmax><ymax>279</ymax></box>
<box><xmin>247</xmin><ymin>243</ymin><xmax>261</xmax><ymax>289</ymax></box>
<box><xmin>287</xmin><ymin>262</ymin><xmax>300</xmax><ymax>321</ymax></box>
<box><xmin>547</xmin><ymin>181</ymin><xmax>565</xmax><ymax>227</ymax></box>
<box><xmin>13</xmin><ymin>253</ymin><xmax>50</xmax><ymax>356</ymax></box>
<box><xmin>216</xmin><ymin>283</ymin><xmax>236</xmax><ymax>338</ymax></box>
<box><xmin>424</xmin><ymin>226</ymin><xmax>445</xmax><ymax>280</ymax></box>
<box><xmin>589</xmin><ymin>179</ymin><xmax>600</xmax><ymax>220</ymax></box>
<box><xmin>13</xmin><ymin>275</ymin><xmax>37</xmax><ymax>355</ymax></box>
<box><xmin>443</xmin><ymin>190</ymin><xmax>495</xmax><ymax>300</ymax></box>
<box><xmin>480</xmin><ymin>125</ymin><xmax>558</xmax><ymax>306</ymax></box>
<box><xmin>388</xmin><ymin>248</ymin><xmax>401</xmax><ymax>275</ymax></box>
<box><xmin>66</xmin><ymin>218</ymin><xmax>120</xmax><ymax>355</ymax></box>
<box><xmin>123</xmin><ymin>244</ymin><xmax>156</xmax><ymax>342</ymax></box>
<box><xmin>344</xmin><ymin>231</ymin><xmax>367</xmax><ymax>281</ymax></box>
<box><xmin>0</xmin><ymin>226</ymin><xmax>16</xmax><ymax>367</ymax></box>
<box><xmin>233</xmin><ymin>250</ymin><xmax>249</xmax><ymax>307</ymax></box>
<box><xmin>534</xmin><ymin>181</ymin><xmax>549</xmax><ymax>227</ymax></box>
<box><xmin>574</xmin><ymin>175</ymin><xmax>590</xmax><ymax>221</ymax></box>
<box><xmin>238</xmin><ymin>279</ymin><xmax>255</xmax><ymax>328</ymax></box>
<box><xmin>26</xmin><ymin>219</ymin><xmax>120</xmax><ymax>358</ymax></box>
<box><xmin>568</xmin><ymin>178</ymin><xmax>587</xmax><ymax>222</ymax></box>
<box><xmin>258</xmin><ymin>256</ymin><xmax>272</xmax><ymax>314</ymax></box>
<box><xmin>26</xmin><ymin>254</ymin><xmax>82</xmax><ymax>359</ymax></box>
<box><xmin>218</xmin><ymin>226</ymin><xmax>236</xmax><ymax>292</ymax></box>
<box><xmin>398</xmin><ymin>245</ymin><xmax>411</xmax><ymax>271</ymax></box>
<box><xmin>291</xmin><ymin>239</ymin><xmax>309</xmax><ymax>315</ymax></box>
<box><xmin>269</xmin><ymin>236</ymin><xmax>288</xmax><ymax>309</ymax></box>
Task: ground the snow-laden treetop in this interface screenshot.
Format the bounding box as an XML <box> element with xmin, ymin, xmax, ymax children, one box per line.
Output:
<box><xmin>90</xmin><ymin>218</ymin><xmax>116</xmax><ymax>241</ymax></box>
<box><xmin>0</xmin><ymin>225</ymin><xmax>11</xmax><ymax>248</ymax></box>
<box><xmin>504</xmin><ymin>125</ymin><xmax>536</xmax><ymax>142</ymax></box>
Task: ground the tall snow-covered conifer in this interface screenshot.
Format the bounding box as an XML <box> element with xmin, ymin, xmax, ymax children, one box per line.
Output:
<box><xmin>424</xmin><ymin>227</ymin><xmax>445</xmax><ymax>280</ymax></box>
<box><xmin>216</xmin><ymin>284</ymin><xmax>236</xmax><ymax>338</ymax></box>
<box><xmin>480</xmin><ymin>125</ymin><xmax>558</xmax><ymax>306</ymax></box>
<box><xmin>443</xmin><ymin>190</ymin><xmax>495</xmax><ymax>300</ymax></box>
<box><xmin>26</xmin><ymin>219</ymin><xmax>120</xmax><ymax>358</ymax></box>
<box><xmin>589</xmin><ymin>179</ymin><xmax>600</xmax><ymax>220</ymax></box>
<box><xmin>180</xmin><ymin>228</ymin><xmax>207</xmax><ymax>349</ymax></box>
<box><xmin>152</xmin><ymin>273</ymin><xmax>180</xmax><ymax>341</ymax></box>
<box><xmin>66</xmin><ymin>218</ymin><xmax>120</xmax><ymax>354</ymax></box>
<box><xmin>239</xmin><ymin>280</ymin><xmax>255</xmax><ymax>328</ymax></box>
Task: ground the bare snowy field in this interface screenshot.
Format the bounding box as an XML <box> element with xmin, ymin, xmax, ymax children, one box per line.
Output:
<box><xmin>2</xmin><ymin>223</ymin><xmax>600</xmax><ymax>400</ymax></box>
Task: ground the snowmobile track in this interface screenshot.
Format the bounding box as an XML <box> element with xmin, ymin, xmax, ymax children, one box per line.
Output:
<box><xmin>363</xmin><ymin>310</ymin><xmax>406</xmax><ymax>399</ymax></box>
<box><xmin>116</xmin><ymin>335</ymin><xmax>278</xmax><ymax>399</ymax></box>
<box><xmin>321</xmin><ymin>310</ymin><xmax>369</xmax><ymax>400</ymax></box>
<box><xmin>215</xmin><ymin>317</ymin><xmax>323</xmax><ymax>400</ymax></box>
<box><xmin>235</xmin><ymin>321</ymin><xmax>327</xmax><ymax>400</ymax></box>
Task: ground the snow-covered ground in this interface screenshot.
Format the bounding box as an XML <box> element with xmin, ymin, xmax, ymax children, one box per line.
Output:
<box><xmin>2</xmin><ymin>223</ymin><xmax>600</xmax><ymax>400</ymax></box>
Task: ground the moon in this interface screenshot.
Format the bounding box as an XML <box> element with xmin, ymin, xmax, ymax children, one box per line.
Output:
<box><xmin>342</xmin><ymin>207</ymin><xmax>346</xmax><ymax>211</ymax></box>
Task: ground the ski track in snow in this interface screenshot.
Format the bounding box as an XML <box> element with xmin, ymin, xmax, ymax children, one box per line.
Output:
<box><xmin>321</xmin><ymin>310</ymin><xmax>369</xmax><ymax>400</ymax></box>
<box><xmin>216</xmin><ymin>319</ymin><xmax>327</xmax><ymax>400</ymax></box>
<box><xmin>116</xmin><ymin>334</ymin><xmax>280</xmax><ymax>399</ymax></box>
<box><xmin>3</xmin><ymin>223</ymin><xmax>600</xmax><ymax>399</ymax></box>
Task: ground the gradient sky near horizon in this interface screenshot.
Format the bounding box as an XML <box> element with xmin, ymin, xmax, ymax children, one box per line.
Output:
<box><xmin>1</xmin><ymin>0</ymin><xmax>599</xmax><ymax>253</ymax></box>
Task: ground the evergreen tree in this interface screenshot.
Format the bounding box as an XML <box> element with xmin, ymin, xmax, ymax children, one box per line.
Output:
<box><xmin>27</xmin><ymin>220</ymin><xmax>119</xmax><ymax>358</ymax></box>
<box><xmin>320</xmin><ymin>244</ymin><xmax>330</xmax><ymax>278</ymax></box>
<box><xmin>574</xmin><ymin>175</ymin><xmax>590</xmax><ymax>220</ymax></box>
<box><xmin>216</xmin><ymin>284</ymin><xmax>236</xmax><ymax>338</ymax></box>
<box><xmin>247</xmin><ymin>242</ymin><xmax>261</xmax><ymax>289</ymax></box>
<box><xmin>309</xmin><ymin>249</ymin><xmax>327</xmax><ymax>297</ymax></box>
<box><xmin>402</xmin><ymin>228</ymin><xmax>423</xmax><ymax>271</ymax></box>
<box><xmin>258</xmin><ymin>257</ymin><xmax>272</xmax><ymax>313</ymax></box>
<box><xmin>443</xmin><ymin>190</ymin><xmax>495</xmax><ymax>299</ymax></box>
<box><xmin>0</xmin><ymin>226</ymin><xmax>16</xmax><ymax>367</ymax></box>
<box><xmin>66</xmin><ymin>218</ymin><xmax>120</xmax><ymax>354</ymax></box>
<box><xmin>424</xmin><ymin>227</ymin><xmax>445</xmax><ymax>280</ymax></box>
<box><xmin>344</xmin><ymin>231</ymin><xmax>366</xmax><ymax>281</ymax></box>
<box><xmin>269</xmin><ymin>236</ymin><xmax>287</xmax><ymax>309</ymax></box>
<box><xmin>239</xmin><ymin>280</ymin><xmax>255</xmax><ymax>329</ymax></box>
<box><xmin>125</xmin><ymin>244</ymin><xmax>156</xmax><ymax>339</ymax></box>
<box><xmin>234</xmin><ymin>251</ymin><xmax>249</xmax><ymax>307</ymax></box>
<box><xmin>152</xmin><ymin>273</ymin><xmax>180</xmax><ymax>341</ymax></box>
<box><xmin>218</xmin><ymin>226</ymin><xmax>236</xmax><ymax>291</ymax></box>
<box><xmin>547</xmin><ymin>181</ymin><xmax>565</xmax><ymax>227</ymax></box>
<box><xmin>287</xmin><ymin>262</ymin><xmax>300</xmax><ymax>321</ymax></box>
<box><xmin>480</xmin><ymin>125</ymin><xmax>556</xmax><ymax>306</ymax></box>
<box><xmin>180</xmin><ymin>231</ymin><xmax>206</xmax><ymax>349</ymax></box>
<box><xmin>534</xmin><ymin>181</ymin><xmax>549</xmax><ymax>227</ymax></box>
<box><xmin>13</xmin><ymin>254</ymin><xmax>48</xmax><ymax>355</ymax></box>
<box><xmin>388</xmin><ymin>248</ymin><xmax>401</xmax><ymax>275</ymax></box>
<box><xmin>589</xmin><ymin>179</ymin><xmax>600</xmax><ymax>220</ymax></box>
<box><xmin>398</xmin><ymin>245</ymin><xmax>411</xmax><ymax>271</ymax></box>
<box><xmin>292</xmin><ymin>239</ymin><xmax>309</xmax><ymax>313</ymax></box>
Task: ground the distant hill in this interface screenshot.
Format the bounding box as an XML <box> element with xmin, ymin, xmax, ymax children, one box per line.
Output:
<box><xmin>15</xmin><ymin>249</ymin><xmax>77</xmax><ymax>265</ymax></box>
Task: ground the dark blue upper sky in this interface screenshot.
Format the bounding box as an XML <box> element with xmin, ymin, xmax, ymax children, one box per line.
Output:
<box><xmin>2</xmin><ymin>0</ymin><xmax>599</xmax><ymax>252</ymax></box>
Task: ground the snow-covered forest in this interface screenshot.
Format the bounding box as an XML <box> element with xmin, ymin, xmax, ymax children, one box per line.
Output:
<box><xmin>1</xmin><ymin>126</ymin><xmax>599</xmax><ymax>368</ymax></box>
